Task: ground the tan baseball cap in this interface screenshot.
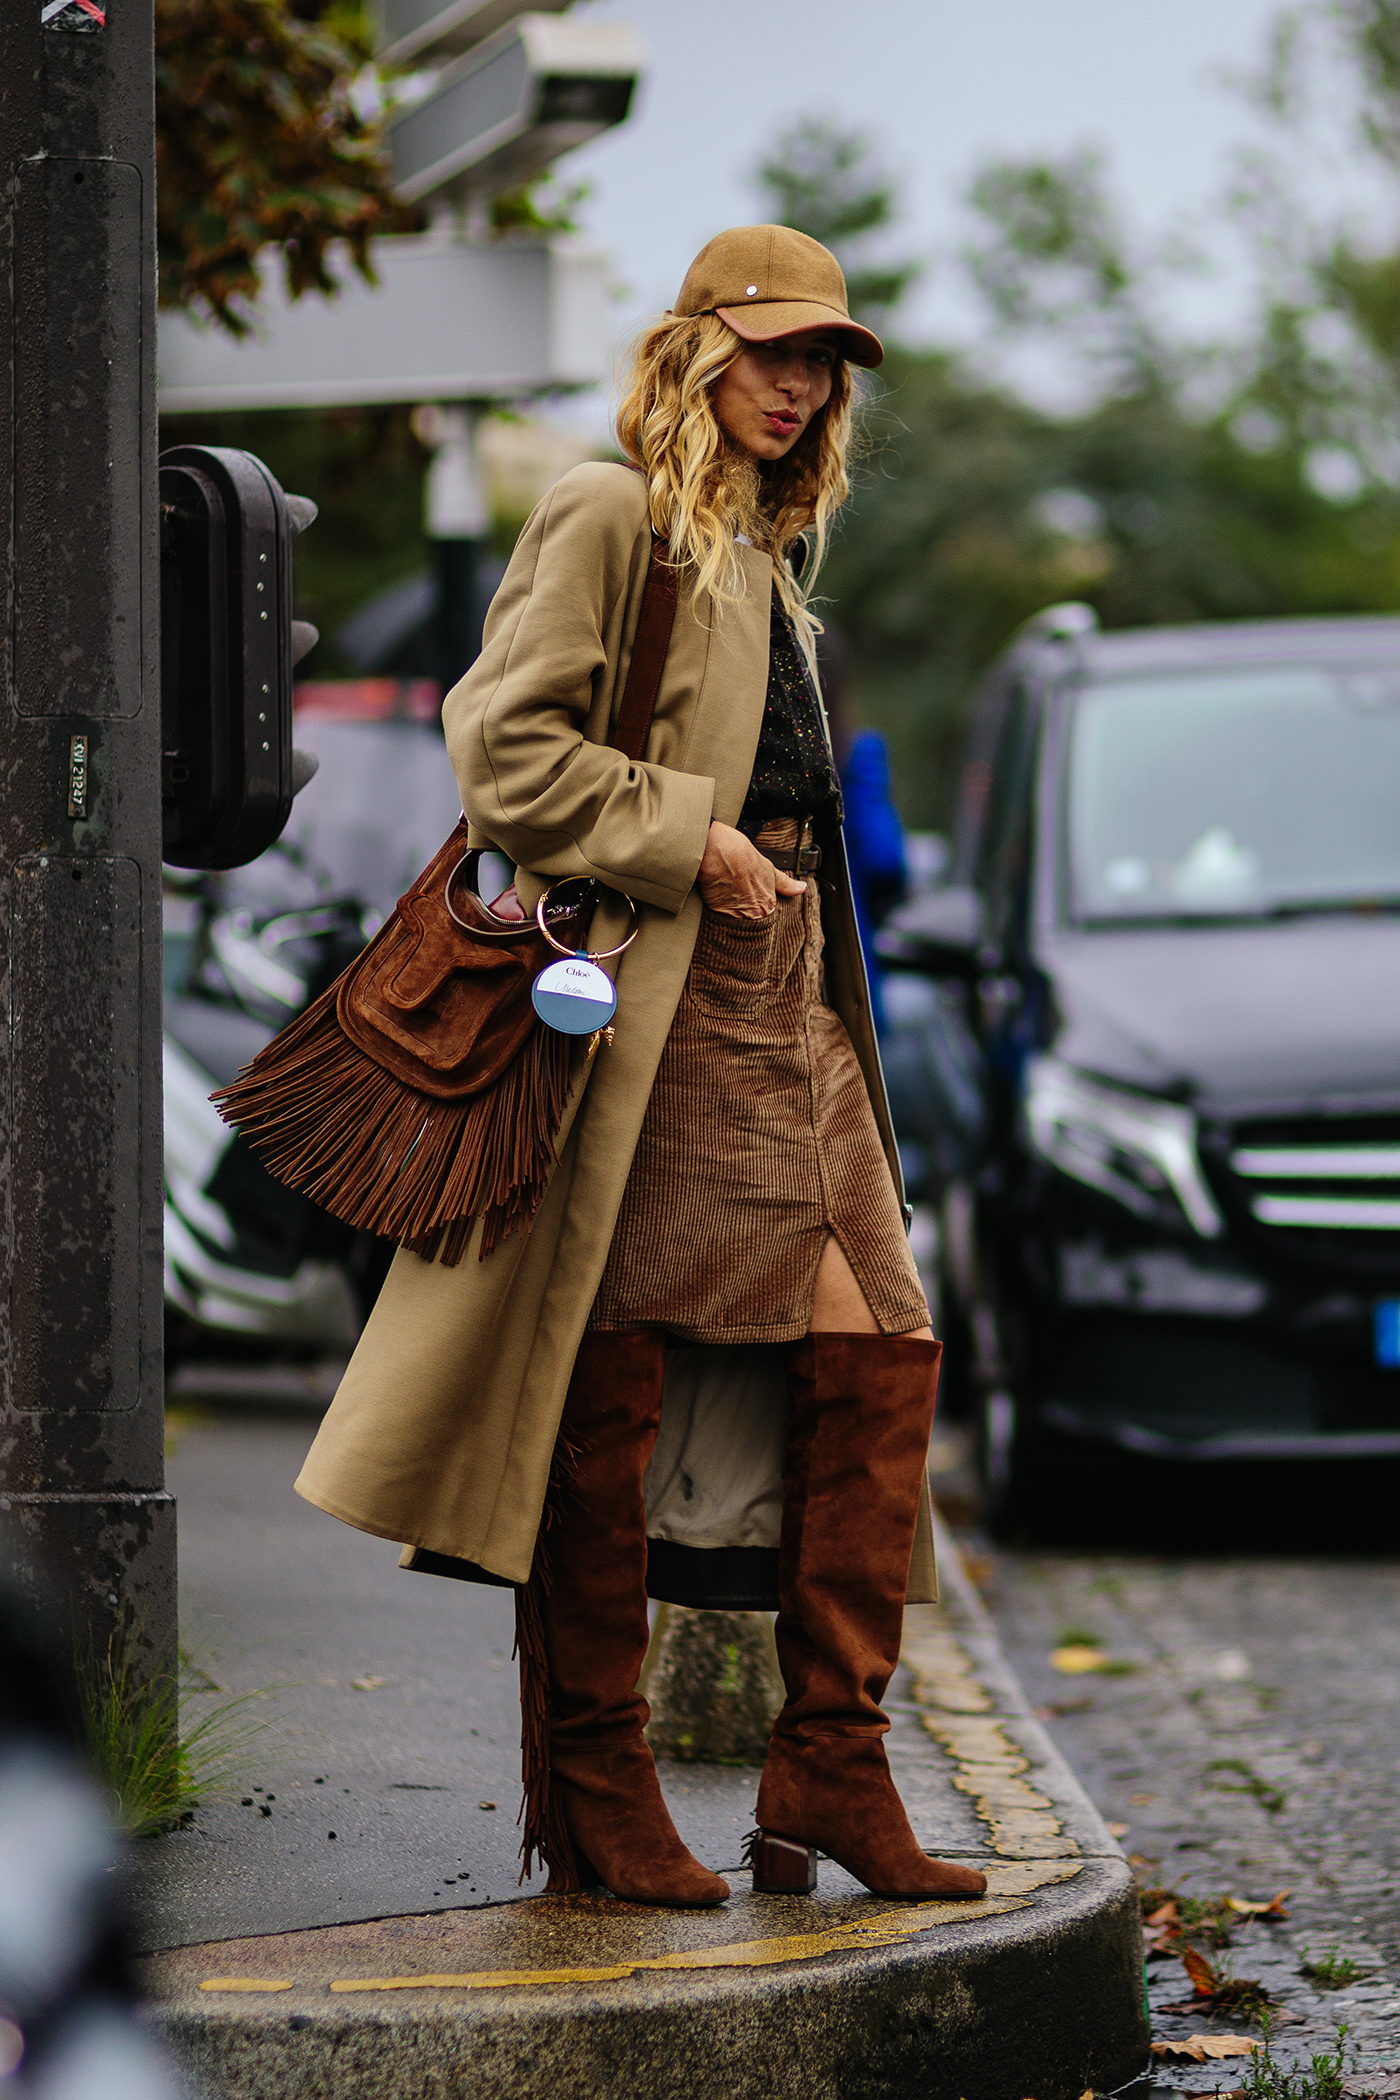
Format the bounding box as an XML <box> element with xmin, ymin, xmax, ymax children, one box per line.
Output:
<box><xmin>673</xmin><ymin>224</ymin><xmax>884</xmax><ymax>369</ymax></box>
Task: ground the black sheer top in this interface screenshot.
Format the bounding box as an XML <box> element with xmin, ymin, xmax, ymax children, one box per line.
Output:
<box><xmin>737</xmin><ymin>589</ymin><xmax>844</xmax><ymax>837</ymax></box>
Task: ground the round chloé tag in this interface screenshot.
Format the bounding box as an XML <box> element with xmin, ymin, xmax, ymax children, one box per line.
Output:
<box><xmin>532</xmin><ymin>955</ymin><xmax>618</xmax><ymax>1036</ymax></box>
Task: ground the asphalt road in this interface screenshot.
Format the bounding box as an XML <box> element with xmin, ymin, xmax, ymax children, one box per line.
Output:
<box><xmin>932</xmin><ymin>1430</ymin><xmax>1400</xmax><ymax>2097</ymax></box>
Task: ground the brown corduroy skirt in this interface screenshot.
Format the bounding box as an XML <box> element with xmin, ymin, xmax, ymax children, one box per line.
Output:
<box><xmin>589</xmin><ymin>828</ymin><xmax>929</xmax><ymax>1345</ymax></box>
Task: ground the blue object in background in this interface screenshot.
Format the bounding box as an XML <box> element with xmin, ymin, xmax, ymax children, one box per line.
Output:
<box><xmin>840</xmin><ymin>728</ymin><xmax>907</xmax><ymax>1036</ymax></box>
<box><xmin>1375</xmin><ymin>1299</ymin><xmax>1400</xmax><ymax>1367</ymax></box>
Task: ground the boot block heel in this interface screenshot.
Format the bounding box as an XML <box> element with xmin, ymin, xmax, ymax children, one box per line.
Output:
<box><xmin>748</xmin><ymin>1830</ymin><xmax>818</xmax><ymax>1894</ymax></box>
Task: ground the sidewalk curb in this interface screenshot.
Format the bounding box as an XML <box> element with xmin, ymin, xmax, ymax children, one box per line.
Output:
<box><xmin>141</xmin><ymin>1512</ymin><xmax>1149</xmax><ymax>2100</ymax></box>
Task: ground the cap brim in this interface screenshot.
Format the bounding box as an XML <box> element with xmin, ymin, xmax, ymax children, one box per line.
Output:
<box><xmin>715</xmin><ymin>300</ymin><xmax>884</xmax><ymax>369</ymax></box>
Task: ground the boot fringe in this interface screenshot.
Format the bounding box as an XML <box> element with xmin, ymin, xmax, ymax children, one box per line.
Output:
<box><xmin>514</xmin><ymin>1428</ymin><xmax>585</xmax><ymax>1889</ymax></box>
<box><xmin>212</xmin><ymin>986</ymin><xmax>575</xmax><ymax>1266</ymax></box>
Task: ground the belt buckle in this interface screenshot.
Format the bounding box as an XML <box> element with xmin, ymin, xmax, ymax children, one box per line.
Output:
<box><xmin>798</xmin><ymin>815</ymin><xmax>815</xmax><ymax>872</ymax></box>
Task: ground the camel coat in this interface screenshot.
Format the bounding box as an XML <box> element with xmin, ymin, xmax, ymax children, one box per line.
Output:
<box><xmin>294</xmin><ymin>463</ymin><xmax>935</xmax><ymax>1598</ymax></box>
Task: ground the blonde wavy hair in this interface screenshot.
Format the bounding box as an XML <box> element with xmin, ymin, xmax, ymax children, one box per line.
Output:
<box><xmin>614</xmin><ymin>310</ymin><xmax>860</xmax><ymax>653</ymax></box>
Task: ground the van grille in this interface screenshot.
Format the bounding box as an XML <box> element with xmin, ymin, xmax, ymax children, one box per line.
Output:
<box><xmin>1224</xmin><ymin>1114</ymin><xmax>1400</xmax><ymax>1266</ymax></box>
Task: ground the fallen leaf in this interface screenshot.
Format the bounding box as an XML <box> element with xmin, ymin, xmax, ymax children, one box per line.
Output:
<box><xmin>1161</xmin><ymin>1975</ymin><xmax>1273</xmax><ymax>2021</ymax></box>
<box><xmin>1146</xmin><ymin>1901</ymin><xmax>1180</xmax><ymax>1926</ymax></box>
<box><xmin>1129</xmin><ymin>1792</ymin><xmax>1157</xmax><ymax>1805</ymax></box>
<box><xmin>478</xmin><ymin>1800</ymin><xmax>497</xmax><ymax>1811</ymax></box>
<box><xmin>1051</xmin><ymin>1644</ymin><xmax>1107</xmax><ymax>1674</ymax></box>
<box><xmin>1106</xmin><ymin>1821</ymin><xmax>1130</xmax><ymax>1837</ymax></box>
<box><xmin>1228</xmin><ymin>1890</ymin><xmax>1292</xmax><ymax>1916</ymax></box>
<box><xmin>1078</xmin><ymin>2090</ymin><xmax>1095</xmax><ymax>2098</ymax></box>
<box><xmin>1181</xmin><ymin>1945</ymin><xmax>1221</xmax><ymax>1996</ymax></box>
<box><xmin>352</xmin><ymin>1677</ymin><xmax>388</xmax><ymax>1691</ymax></box>
<box><xmin>1151</xmin><ymin>2036</ymin><xmax>1262</xmax><ymax>2063</ymax></box>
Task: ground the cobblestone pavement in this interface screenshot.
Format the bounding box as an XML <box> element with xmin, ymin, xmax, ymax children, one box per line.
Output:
<box><xmin>930</xmin><ymin>1436</ymin><xmax>1400</xmax><ymax>2097</ymax></box>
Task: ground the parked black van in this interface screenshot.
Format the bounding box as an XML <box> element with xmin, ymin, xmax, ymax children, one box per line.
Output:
<box><xmin>879</xmin><ymin>606</ymin><xmax>1400</xmax><ymax>1527</ymax></box>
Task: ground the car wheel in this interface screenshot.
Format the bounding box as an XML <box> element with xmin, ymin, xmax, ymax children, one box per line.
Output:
<box><xmin>932</xmin><ymin>1290</ymin><xmax>974</xmax><ymax>1420</ymax></box>
<box><xmin>976</xmin><ymin>1387</ymin><xmax>1030</xmax><ymax>1538</ymax></box>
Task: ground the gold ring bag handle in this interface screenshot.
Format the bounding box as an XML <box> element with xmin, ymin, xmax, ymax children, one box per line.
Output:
<box><xmin>535</xmin><ymin>879</ymin><xmax>640</xmax><ymax>961</ymax></box>
<box><xmin>444</xmin><ymin>847</ymin><xmax>598</xmax><ymax>946</ymax></box>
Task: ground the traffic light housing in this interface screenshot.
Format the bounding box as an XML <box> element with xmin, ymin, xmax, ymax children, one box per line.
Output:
<box><xmin>159</xmin><ymin>444</ymin><xmax>320</xmax><ymax>869</ymax></box>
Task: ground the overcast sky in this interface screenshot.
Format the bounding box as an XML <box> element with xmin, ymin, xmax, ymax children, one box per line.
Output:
<box><xmin>552</xmin><ymin>0</ymin><xmax>1289</xmax><ymax>418</ymax></box>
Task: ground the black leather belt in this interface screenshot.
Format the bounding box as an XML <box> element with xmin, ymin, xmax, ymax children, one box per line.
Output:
<box><xmin>762</xmin><ymin>843</ymin><xmax>822</xmax><ymax>874</ymax></box>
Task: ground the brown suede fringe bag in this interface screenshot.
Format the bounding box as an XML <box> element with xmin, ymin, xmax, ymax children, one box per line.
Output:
<box><xmin>213</xmin><ymin>537</ymin><xmax>678</xmax><ymax>1265</ymax></box>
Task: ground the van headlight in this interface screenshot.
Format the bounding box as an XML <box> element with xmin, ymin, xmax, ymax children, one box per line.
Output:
<box><xmin>1023</xmin><ymin>1056</ymin><xmax>1224</xmax><ymax>1238</ymax></box>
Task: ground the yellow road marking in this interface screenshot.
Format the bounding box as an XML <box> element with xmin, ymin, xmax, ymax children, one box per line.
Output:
<box><xmin>328</xmin><ymin>1898</ymin><xmax>1029</xmax><ymax>1992</ymax></box>
<box><xmin>195</xmin><ymin>1615</ymin><xmax>1092</xmax><ymax>2006</ymax></box>
<box><xmin>200</xmin><ymin>1979</ymin><xmax>293</xmax><ymax>1993</ymax></box>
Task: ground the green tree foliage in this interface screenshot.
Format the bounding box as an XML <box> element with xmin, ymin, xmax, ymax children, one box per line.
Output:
<box><xmin>155</xmin><ymin>0</ymin><xmax>401</xmax><ymax>335</ymax></box>
<box><xmin>965</xmin><ymin>150</ymin><xmax>1133</xmax><ymax>331</ymax></box>
<box><xmin>490</xmin><ymin>177</ymin><xmax>591</xmax><ymax>239</ymax></box>
<box><xmin>961</xmin><ymin>147</ymin><xmax>1174</xmax><ymax>395</ymax></box>
<box><xmin>1219</xmin><ymin>1</ymin><xmax>1400</xmax><ymax>449</ymax></box>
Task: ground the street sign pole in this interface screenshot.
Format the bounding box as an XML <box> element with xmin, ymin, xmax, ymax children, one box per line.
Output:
<box><xmin>0</xmin><ymin>0</ymin><xmax>174</xmax><ymax>1672</ymax></box>
<box><xmin>418</xmin><ymin>403</ymin><xmax>490</xmax><ymax>685</ymax></box>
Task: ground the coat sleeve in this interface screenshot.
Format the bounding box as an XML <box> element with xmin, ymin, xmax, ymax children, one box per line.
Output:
<box><xmin>441</xmin><ymin>463</ymin><xmax>715</xmax><ymax>916</ymax></box>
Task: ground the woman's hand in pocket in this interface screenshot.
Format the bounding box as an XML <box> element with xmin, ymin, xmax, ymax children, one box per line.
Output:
<box><xmin>698</xmin><ymin>823</ymin><xmax>805</xmax><ymax>919</ymax></box>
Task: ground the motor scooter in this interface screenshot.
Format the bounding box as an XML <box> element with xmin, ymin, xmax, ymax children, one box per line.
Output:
<box><xmin>163</xmin><ymin>852</ymin><xmax>391</xmax><ymax>1363</ymax></box>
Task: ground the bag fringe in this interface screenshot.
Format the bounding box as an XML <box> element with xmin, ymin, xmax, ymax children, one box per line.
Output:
<box><xmin>514</xmin><ymin>1429</ymin><xmax>585</xmax><ymax>1890</ymax></box>
<box><xmin>212</xmin><ymin>988</ymin><xmax>575</xmax><ymax>1265</ymax></box>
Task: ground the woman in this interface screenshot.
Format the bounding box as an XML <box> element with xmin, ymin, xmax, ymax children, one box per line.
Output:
<box><xmin>294</xmin><ymin>226</ymin><xmax>987</xmax><ymax>1912</ymax></box>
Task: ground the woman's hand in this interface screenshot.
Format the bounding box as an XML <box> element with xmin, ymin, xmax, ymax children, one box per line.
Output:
<box><xmin>697</xmin><ymin>821</ymin><xmax>806</xmax><ymax>919</ymax></box>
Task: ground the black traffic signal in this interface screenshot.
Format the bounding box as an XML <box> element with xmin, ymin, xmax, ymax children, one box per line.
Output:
<box><xmin>159</xmin><ymin>444</ymin><xmax>321</xmax><ymax>869</ymax></box>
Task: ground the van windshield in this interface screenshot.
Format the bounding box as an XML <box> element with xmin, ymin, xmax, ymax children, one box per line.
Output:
<box><xmin>1066</xmin><ymin>662</ymin><xmax>1400</xmax><ymax>922</ymax></box>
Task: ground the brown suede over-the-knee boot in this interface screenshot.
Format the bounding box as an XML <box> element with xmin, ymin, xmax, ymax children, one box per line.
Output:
<box><xmin>517</xmin><ymin>1330</ymin><xmax>729</xmax><ymax>1907</ymax></box>
<box><xmin>751</xmin><ymin>1332</ymin><xmax>988</xmax><ymax>1900</ymax></box>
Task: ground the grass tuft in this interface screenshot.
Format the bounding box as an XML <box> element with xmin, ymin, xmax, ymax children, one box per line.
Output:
<box><xmin>1205</xmin><ymin>1756</ymin><xmax>1288</xmax><ymax>1816</ymax></box>
<box><xmin>1301</xmin><ymin>1949</ymin><xmax>1360</xmax><ymax>1992</ymax></box>
<box><xmin>77</xmin><ymin>1617</ymin><xmax>271</xmax><ymax>1838</ymax></box>
<box><xmin>1237</xmin><ymin>2019</ymin><xmax>1349</xmax><ymax>2100</ymax></box>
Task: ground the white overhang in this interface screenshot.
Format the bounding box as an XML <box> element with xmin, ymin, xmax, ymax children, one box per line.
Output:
<box><xmin>157</xmin><ymin>234</ymin><xmax>615</xmax><ymax>412</ymax></box>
